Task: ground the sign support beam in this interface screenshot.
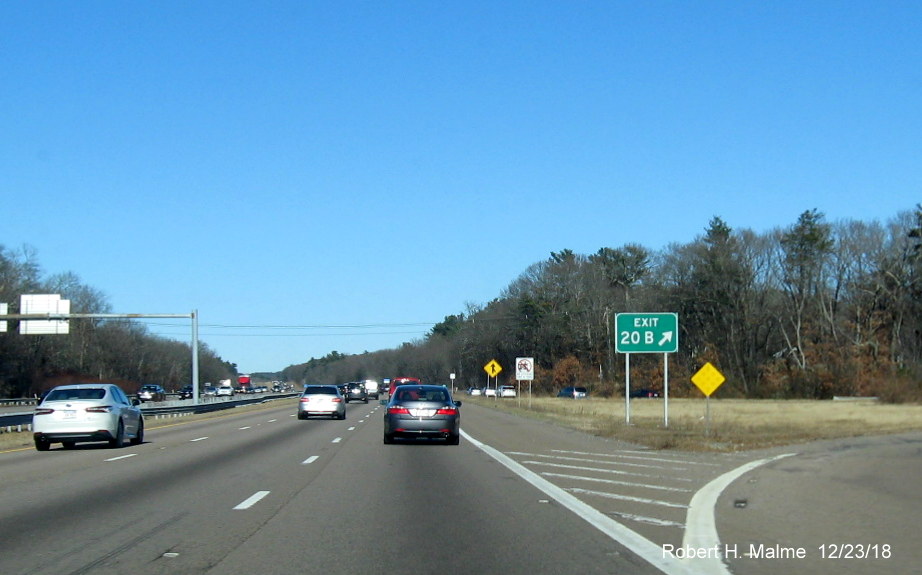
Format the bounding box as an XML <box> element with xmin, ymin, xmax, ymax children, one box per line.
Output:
<box><xmin>1</xmin><ymin>310</ymin><xmax>202</xmax><ymax>405</ymax></box>
<box><xmin>615</xmin><ymin>313</ymin><xmax>678</xmax><ymax>427</ymax></box>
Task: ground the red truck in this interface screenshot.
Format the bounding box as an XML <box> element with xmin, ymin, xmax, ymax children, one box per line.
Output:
<box><xmin>388</xmin><ymin>377</ymin><xmax>420</xmax><ymax>396</ymax></box>
<box><xmin>237</xmin><ymin>374</ymin><xmax>252</xmax><ymax>393</ymax></box>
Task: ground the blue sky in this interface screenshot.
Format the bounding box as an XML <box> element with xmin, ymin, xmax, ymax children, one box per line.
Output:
<box><xmin>3</xmin><ymin>1</ymin><xmax>919</xmax><ymax>373</ymax></box>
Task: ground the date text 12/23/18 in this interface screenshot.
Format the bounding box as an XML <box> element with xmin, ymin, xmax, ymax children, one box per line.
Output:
<box><xmin>662</xmin><ymin>543</ymin><xmax>892</xmax><ymax>560</ymax></box>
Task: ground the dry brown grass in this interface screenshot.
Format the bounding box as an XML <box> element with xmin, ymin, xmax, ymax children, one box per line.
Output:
<box><xmin>468</xmin><ymin>396</ymin><xmax>922</xmax><ymax>452</ymax></box>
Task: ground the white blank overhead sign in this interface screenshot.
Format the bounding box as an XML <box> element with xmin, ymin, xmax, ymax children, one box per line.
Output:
<box><xmin>20</xmin><ymin>294</ymin><xmax>71</xmax><ymax>335</ymax></box>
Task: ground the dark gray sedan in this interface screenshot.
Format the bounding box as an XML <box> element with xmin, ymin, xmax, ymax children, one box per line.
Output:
<box><xmin>383</xmin><ymin>385</ymin><xmax>461</xmax><ymax>445</ymax></box>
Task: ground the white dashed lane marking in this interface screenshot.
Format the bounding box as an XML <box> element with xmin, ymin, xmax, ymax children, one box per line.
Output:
<box><xmin>233</xmin><ymin>491</ymin><xmax>270</xmax><ymax>510</ymax></box>
<box><xmin>105</xmin><ymin>454</ymin><xmax>138</xmax><ymax>462</ymax></box>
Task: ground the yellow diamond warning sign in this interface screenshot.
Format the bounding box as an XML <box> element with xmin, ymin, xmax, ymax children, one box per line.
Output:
<box><xmin>691</xmin><ymin>362</ymin><xmax>725</xmax><ymax>397</ymax></box>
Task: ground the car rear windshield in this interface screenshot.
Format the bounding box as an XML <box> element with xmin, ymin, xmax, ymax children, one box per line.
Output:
<box><xmin>395</xmin><ymin>388</ymin><xmax>449</xmax><ymax>402</ymax></box>
<box><xmin>46</xmin><ymin>388</ymin><xmax>106</xmax><ymax>401</ymax></box>
<box><xmin>304</xmin><ymin>387</ymin><xmax>337</xmax><ymax>395</ymax></box>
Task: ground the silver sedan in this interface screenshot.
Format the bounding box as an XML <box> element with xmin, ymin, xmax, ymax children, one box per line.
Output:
<box><xmin>297</xmin><ymin>385</ymin><xmax>346</xmax><ymax>420</ymax></box>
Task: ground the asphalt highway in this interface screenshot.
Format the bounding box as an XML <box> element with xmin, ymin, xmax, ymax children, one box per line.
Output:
<box><xmin>0</xmin><ymin>400</ymin><xmax>654</xmax><ymax>575</ymax></box>
<box><xmin>0</xmin><ymin>398</ymin><xmax>918</xmax><ymax>575</ymax></box>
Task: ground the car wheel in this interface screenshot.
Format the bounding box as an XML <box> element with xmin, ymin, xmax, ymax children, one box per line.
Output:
<box><xmin>35</xmin><ymin>438</ymin><xmax>51</xmax><ymax>451</ymax></box>
<box><xmin>130</xmin><ymin>418</ymin><xmax>144</xmax><ymax>445</ymax></box>
<box><xmin>109</xmin><ymin>420</ymin><xmax>125</xmax><ymax>448</ymax></box>
<box><xmin>383</xmin><ymin>433</ymin><xmax>393</xmax><ymax>444</ymax></box>
<box><xmin>363</xmin><ymin>398</ymin><xmax>368</xmax><ymax>403</ymax></box>
<box><xmin>446</xmin><ymin>434</ymin><xmax>460</xmax><ymax>446</ymax></box>
<box><xmin>339</xmin><ymin>411</ymin><xmax>346</xmax><ymax>420</ymax></box>
<box><xmin>297</xmin><ymin>413</ymin><xmax>305</xmax><ymax>420</ymax></box>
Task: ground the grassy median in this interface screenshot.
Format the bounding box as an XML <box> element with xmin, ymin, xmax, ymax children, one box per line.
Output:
<box><xmin>465</xmin><ymin>395</ymin><xmax>922</xmax><ymax>451</ymax></box>
<box><xmin>0</xmin><ymin>399</ymin><xmax>296</xmax><ymax>452</ymax></box>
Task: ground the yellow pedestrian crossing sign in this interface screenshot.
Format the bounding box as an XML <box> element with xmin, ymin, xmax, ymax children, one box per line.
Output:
<box><xmin>484</xmin><ymin>359</ymin><xmax>502</xmax><ymax>377</ymax></box>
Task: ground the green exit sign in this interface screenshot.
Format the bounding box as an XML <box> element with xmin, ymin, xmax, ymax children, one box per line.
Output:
<box><xmin>615</xmin><ymin>313</ymin><xmax>679</xmax><ymax>353</ymax></box>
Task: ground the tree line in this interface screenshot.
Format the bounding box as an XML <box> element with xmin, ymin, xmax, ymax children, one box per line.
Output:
<box><xmin>0</xmin><ymin>245</ymin><xmax>236</xmax><ymax>397</ymax></box>
<box><xmin>285</xmin><ymin>206</ymin><xmax>922</xmax><ymax>402</ymax></box>
<box><xmin>4</xmin><ymin>205</ymin><xmax>920</xmax><ymax>401</ymax></box>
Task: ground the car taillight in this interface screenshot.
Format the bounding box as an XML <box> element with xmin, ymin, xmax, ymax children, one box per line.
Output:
<box><xmin>388</xmin><ymin>406</ymin><xmax>410</xmax><ymax>415</ymax></box>
<box><xmin>34</xmin><ymin>408</ymin><xmax>54</xmax><ymax>415</ymax></box>
<box><xmin>86</xmin><ymin>406</ymin><xmax>114</xmax><ymax>413</ymax></box>
<box><xmin>436</xmin><ymin>407</ymin><xmax>458</xmax><ymax>415</ymax></box>
<box><xmin>300</xmin><ymin>398</ymin><xmax>310</xmax><ymax>402</ymax></box>
<box><xmin>332</xmin><ymin>398</ymin><xmax>343</xmax><ymax>403</ymax></box>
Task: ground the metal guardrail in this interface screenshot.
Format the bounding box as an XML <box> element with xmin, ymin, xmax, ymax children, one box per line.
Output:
<box><xmin>0</xmin><ymin>393</ymin><xmax>299</xmax><ymax>433</ymax></box>
<box><xmin>0</xmin><ymin>398</ymin><xmax>40</xmax><ymax>408</ymax></box>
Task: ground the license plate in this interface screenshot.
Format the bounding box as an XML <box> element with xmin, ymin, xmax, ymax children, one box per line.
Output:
<box><xmin>409</xmin><ymin>409</ymin><xmax>435</xmax><ymax>417</ymax></box>
<box><xmin>63</xmin><ymin>410</ymin><xmax>77</xmax><ymax>419</ymax></box>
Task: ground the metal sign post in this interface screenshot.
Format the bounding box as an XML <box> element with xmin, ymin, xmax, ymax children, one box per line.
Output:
<box><xmin>484</xmin><ymin>359</ymin><xmax>502</xmax><ymax>398</ymax></box>
<box><xmin>516</xmin><ymin>357</ymin><xmax>534</xmax><ymax>408</ymax></box>
<box><xmin>691</xmin><ymin>362</ymin><xmax>726</xmax><ymax>437</ymax></box>
<box><xmin>625</xmin><ymin>353</ymin><xmax>631</xmax><ymax>424</ymax></box>
<box><xmin>615</xmin><ymin>313</ymin><xmax>679</xmax><ymax>426</ymax></box>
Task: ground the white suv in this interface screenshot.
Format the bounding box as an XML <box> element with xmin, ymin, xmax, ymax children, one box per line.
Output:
<box><xmin>364</xmin><ymin>379</ymin><xmax>380</xmax><ymax>399</ymax></box>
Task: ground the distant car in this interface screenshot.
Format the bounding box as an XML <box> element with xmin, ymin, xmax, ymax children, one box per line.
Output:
<box><xmin>32</xmin><ymin>383</ymin><xmax>144</xmax><ymax>450</ymax></box>
<box><xmin>467</xmin><ymin>387</ymin><xmax>482</xmax><ymax>396</ymax></box>
<box><xmin>557</xmin><ymin>386</ymin><xmax>588</xmax><ymax>399</ymax></box>
<box><xmin>629</xmin><ymin>388</ymin><xmax>661</xmax><ymax>398</ymax></box>
<box><xmin>344</xmin><ymin>382</ymin><xmax>368</xmax><ymax>403</ymax></box>
<box><xmin>179</xmin><ymin>385</ymin><xmax>194</xmax><ymax>400</ymax></box>
<box><xmin>298</xmin><ymin>385</ymin><xmax>346</xmax><ymax>420</ymax></box>
<box><xmin>498</xmin><ymin>385</ymin><xmax>516</xmax><ymax>398</ymax></box>
<box><xmin>217</xmin><ymin>385</ymin><xmax>234</xmax><ymax>397</ymax></box>
<box><xmin>137</xmin><ymin>384</ymin><xmax>166</xmax><ymax>402</ymax></box>
<box><xmin>483</xmin><ymin>387</ymin><xmax>497</xmax><ymax>397</ymax></box>
<box><xmin>203</xmin><ymin>385</ymin><xmax>217</xmax><ymax>397</ymax></box>
<box><xmin>383</xmin><ymin>385</ymin><xmax>461</xmax><ymax>445</ymax></box>
<box><xmin>364</xmin><ymin>379</ymin><xmax>380</xmax><ymax>399</ymax></box>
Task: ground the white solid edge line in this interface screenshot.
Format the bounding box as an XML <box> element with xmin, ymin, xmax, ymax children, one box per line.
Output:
<box><xmin>233</xmin><ymin>490</ymin><xmax>270</xmax><ymax>510</ymax></box>
<box><xmin>461</xmin><ymin>430</ymin><xmax>698</xmax><ymax>575</ymax></box>
<box><xmin>681</xmin><ymin>453</ymin><xmax>796</xmax><ymax>574</ymax></box>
